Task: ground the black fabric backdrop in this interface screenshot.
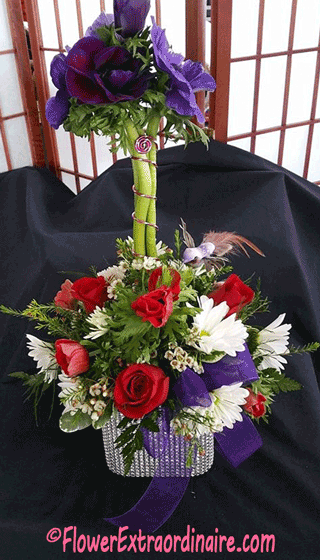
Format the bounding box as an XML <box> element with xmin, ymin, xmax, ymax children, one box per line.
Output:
<box><xmin>0</xmin><ymin>140</ymin><xmax>319</xmax><ymax>560</ymax></box>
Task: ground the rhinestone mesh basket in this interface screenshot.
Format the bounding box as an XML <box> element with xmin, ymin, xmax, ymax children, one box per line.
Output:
<box><xmin>102</xmin><ymin>411</ymin><xmax>214</xmax><ymax>477</ymax></box>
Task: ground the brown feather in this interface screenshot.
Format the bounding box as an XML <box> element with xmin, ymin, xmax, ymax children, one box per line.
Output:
<box><xmin>203</xmin><ymin>231</ymin><xmax>265</xmax><ymax>258</ymax></box>
<box><xmin>180</xmin><ymin>218</ymin><xmax>195</xmax><ymax>248</ymax></box>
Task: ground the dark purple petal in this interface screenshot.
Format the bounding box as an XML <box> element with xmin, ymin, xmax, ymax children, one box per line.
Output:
<box><xmin>50</xmin><ymin>53</ymin><xmax>67</xmax><ymax>90</ymax></box>
<box><xmin>94</xmin><ymin>46</ymin><xmax>131</xmax><ymax>69</ymax></box>
<box><xmin>65</xmin><ymin>68</ymin><xmax>108</xmax><ymax>104</ymax></box>
<box><xmin>45</xmin><ymin>89</ymin><xmax>69</xmax><ymax>129</ymax></box>
<box><xmin>66</xmin><ymin>37</ymin><xmax>107</xmax><ymax>75</ymax></box>
<box><xmin>108</xmin><ymin>69</ymin><xmax>133</xmax><ymax>88</ymax></box>
<box><xmin>85</xmin><ymin>12</ymin><xmax>114</xmax><ymax>38</ymax></box>
<box><xmin>181</xmin><ymin>59</ymin><xmax>216</xmax><ymax>92</ymax></box>
<box><xmin>114</xmin><ymin>0</ymin><xmax>150</xmax><ymax>37</ymax></box>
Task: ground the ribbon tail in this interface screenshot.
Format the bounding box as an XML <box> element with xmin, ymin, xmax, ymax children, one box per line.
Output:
<box><xmin>105</xmin><ymin>475</ymin><xmax>190</xmax><ymax>533</ymax></box>
<box><xmin>215</xmin><ymin>414</ymin><xmax>263</xmax><ymax>468</ymax></box>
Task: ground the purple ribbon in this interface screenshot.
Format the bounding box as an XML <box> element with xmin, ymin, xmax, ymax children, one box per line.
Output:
<box><xmin>106</xmin><ymin>345</ymin><xmax>262</xmax><ymax>532</ymax></box>
<box><xmin>105</xmin><ymin>408</ymin><xmax>191</xmax><ymax>533</ymax></box>
<box><xmin>202</xmin><ymin>343</ymin><xmax>259</xmax><ymax>390</ymax></box>
<box><xmin>215</xmin><ymin>413</ymin><xmax>263</xmax><ymax>468</ymax></box>
<box><xmin>105</xmin><ymin>473</ymin><xmax>191</xmax><ymax>533</ymax></box>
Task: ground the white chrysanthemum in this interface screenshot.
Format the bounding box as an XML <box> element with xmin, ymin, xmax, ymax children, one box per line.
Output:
<box><xmin>254</xmin><ymin>313</ymin><xmax>292</xmax><ymax>371</ymax></box>
<box><xmin>189</xmin><ymin>296</ymin><xmax>248</xmax><ymax>357</ymax></box>
<box><xmin>194</xmin><ymin>264</ymin><xmax>207</xmax><ymax>276</ymax></box>
<box><xmin>58</xmin><ymin>373</ymin><xmax>82</xmax><ymax>414</ymax></box>
<box><xmin>156</xmin><ymin>240</ymin><xmax>169</xmax><ymax>256</ymax></box>
<box><xmin>26</xmin><ymin>334</ymin><xmax>58</xmax><ymax>382</ymax></box>
<box><xmin>208</xmin><ymin>383</ymin><xmax>249</xmax><ymax>429</ymax></box>
<box><xmin>97</xmin><ymin>265</ymin><xmax>126</xmax><ymax>283</ymax></box>
<box><xmin>172</xmin><ymin>382</ymin><xmax>249</xmax><ymax>435</ymax></box>
<box><xmin>132</xmin><ymin>256</ymin><xmax>161</xmax><ymax>270</ymax></box>
<box><xmin>84</xmin><ymin>306</ymin><xmax>109</xmax><ymax>339</ymax></box>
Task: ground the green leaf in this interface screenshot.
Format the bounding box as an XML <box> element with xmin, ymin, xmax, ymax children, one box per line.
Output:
<box><xmin>92</xmin><ymin>402</ymin><xmax>113</xmax><ymax>429</ymax></box>
<box><xmin>140</xmin><ymin>417</ymin><xmax>160</xmax><ymax>432</ymax></box>
<box><xmin>59</xmin><ymin>410</ymin><xmax>92</xmax><ymax>433</ymax></box>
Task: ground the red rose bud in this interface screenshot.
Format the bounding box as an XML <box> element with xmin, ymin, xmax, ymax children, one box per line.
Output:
<box><xmin>55</xmin><ymin>339</ymin><xmax>90</xmax><ymax>377</ymax></box>
<box><xmin>131</xmin><ymin>286</ymin><xmax>173</xmax><ymax>328</ymax></box>
<box><xmin>54</xmin><ymin>279</ymin><xmax>77</xmax><ymax>310</ymax></box>
<box><xmin>208</xmin><ymin>273</ymin><xmax>254</xmax><ymax>317</ymax></box>
<box><xmin>148</xmin><ymin>267</ymin><xmax>181</xmax><ymax>301</ymax></box>
<box><xmin>71</xmin><ymin>276</ymin><xmax>108</xmax><ymax>313</ymax></box>
<box><xmin>114</xmin><ymin>363</ymin><xmax>169</xmax><ymax>419</ymax></box>
<box><xmin>243</xmin><ymin>388</ymin><xmax>267</xmax><ymax>418</ymax></box>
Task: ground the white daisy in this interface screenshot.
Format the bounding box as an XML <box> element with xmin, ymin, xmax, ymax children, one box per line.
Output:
<box><xmin>208</xmin><ymin>383</ymin><xmax>249</xmax><ymax>430</ymax></box>
<box><xmin>97</xmin><ymin>264</ymin><xmax>126</xmax><ymax>283</ymax></box>
<box><xmin>26</xmin><ymin>334</ymin><xmax>58</xmax><ymax>383</ymax></box>
<box><xmin>84</xmin><ymin>306</ymin><xmax>109</xmax><ymax>339</ymax></box>
<box><xmin>132</xmin><ymin>256</ymin><xmax>161</xmax><ymax>270</ymax></box>
<box><xmin>156</xmin><ymin>240</ymin><xmax>170</xmax><ymax>256</ymax></box>
<box><xmin>172</xmin><ymin>383</ymin><xmax>249</xmax><ymax>435</ymax></box>
<box><xmin>188</xmin><ymin>296</ymin><xmax>248</xmax><ymax>357</ymax></box>
<box><xmin>254</xmin><ymin>313</ymin><xmax>292</xmax><ymax>371</ymax></box>
<box><xmin>58</xmin><ymin>373</ymin><xmax>82</xmax><ymax>414</ymax></box>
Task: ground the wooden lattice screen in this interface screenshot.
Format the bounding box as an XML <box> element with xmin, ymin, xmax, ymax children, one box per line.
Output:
<box><xmin>2</xmin><ymin>0</ymin><xmax>319</xmax><ymax>188</ymax></box>
<box><xmin>210</xmin><ymin>0</ymin><xmax>320</xmax><ymax>185</ymax></box>
<box><xmin>0</xmin><ymin>0</ymin><xmax>45</xmax><ymax>171</ymax></box>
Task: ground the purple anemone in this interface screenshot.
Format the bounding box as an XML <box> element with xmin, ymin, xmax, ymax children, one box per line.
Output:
<box><xmin>45</xmin><ymin>53</ymin><xmax>70</xmax><ymax>129</ymax></box>
<box><xmin>65</xmin><ymin>37</ymin><xmax>149</xmax><ymax>104</ymax></box>
<box><xmin>114</xmin><ymin>0</ymin><xmax>150</xmax><ymax>38</ymax></box>
<box><xmin>150</xmin><ymin>18</ymin><xmax>216</xmax><ymax>123</ymax></box>
<box><xmin>85</xmin><ymin>12</ymin><xmax>114</xmax><ymax>38</ymax></box>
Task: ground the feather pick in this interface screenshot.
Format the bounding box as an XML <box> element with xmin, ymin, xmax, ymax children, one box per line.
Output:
<box><xmin>180</xmin><ymin>218</ymin><xmax>195</xmax><ymax>248</ymax></box>
<box><xmin>203</xmin><ymin>231</ymin><xmax>265</xmax><ymax>258</ymax></box>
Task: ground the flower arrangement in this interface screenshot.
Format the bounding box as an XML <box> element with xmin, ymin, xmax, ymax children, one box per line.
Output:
<box><xmin>2</xmin><ymin>233</ymin><xmax>318</xmax><ymax>474</ymax></box>
<box><xmin>2</xmin><ymin>0</ymin><xmax>318</xmax><ymax>532</ymax></box>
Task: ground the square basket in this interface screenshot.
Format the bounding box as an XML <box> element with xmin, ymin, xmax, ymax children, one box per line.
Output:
<box><xmin>102</xmin><ymin>411</ymin><xmax>214</xmax><ymax>477</ymax></box>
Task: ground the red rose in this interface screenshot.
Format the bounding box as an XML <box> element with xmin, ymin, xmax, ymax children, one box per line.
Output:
<box><xmin>148</xmin><ymin>267</ymin><xmax>181</xmax><ymax>301</ymax></box>
<box><xmin>208</xmin><ymin>273</ymin><xmax>254</xmax><ymax>317</ymax></box>
<box><xmin>243</xmin><ymin>388</ymin><xmax>267</xmax><ymax>418</ymax></box>
<box><xmin>131</xmin><ymin>286</ymin><xmax>173</xmax><ymax>328</ymax></box>
<box><xmin>54</xmin><ymin>279</ymin><xmax>77</xmax><ymax>310</ymax></box>
<box><xmin>71</xmin><ymin>276</ymin><xmax>108</xmax><ymax>313</ymax></box>
<box><xmin>55</xmin><ymin>339</ymin><xmax>90</xmax><ymax>377</ymax></box>
<box><xmin>114</xmin><ymin>363</ymin><xmax>169</xmax><ymax>419</ymax></box>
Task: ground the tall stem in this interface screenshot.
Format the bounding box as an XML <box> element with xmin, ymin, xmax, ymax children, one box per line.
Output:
<box><xmin>146</xmin><ymin>115</ymin><xmax>161</xmax><ymax>257</ymax></box>
<box><xmin>126</xmin><ymin>119</ymin><xmax>153</xmax><ymax>257</ymax></box>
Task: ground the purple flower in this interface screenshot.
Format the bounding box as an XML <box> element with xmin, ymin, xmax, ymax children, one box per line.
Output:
<box><xmin>114</xmin><ymin>0</ymin><xmax>150</xmax><ymax>38</ymax></box>
<box><xmin>65</xmin><ymin>37</ymin><xmax>149</xmax><ymax>104</ymax></box>
<box><xmin>85</xmin><ymin>12</ymin><xmax>114</xmax><ymax>38</ymax></box>
<box><xmin>45</xmin><ymin>53</ymin><xmax>70</xmax><ymax>129</ymax></box>
<box><xmin>151</xmin><ymin>18</ymin><xmax>216</xmax><ymax>123</ymax></box>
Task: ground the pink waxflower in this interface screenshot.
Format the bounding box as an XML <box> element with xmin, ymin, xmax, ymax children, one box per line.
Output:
<box><xmin>54</xmin><ymin>280</ymin><xmax>77</xmax><ymax>310</ymax></box>
<box><xmin>55</xmin><ymin>339</ymin><xmax>90</xmax><ymax>377</ymax></box>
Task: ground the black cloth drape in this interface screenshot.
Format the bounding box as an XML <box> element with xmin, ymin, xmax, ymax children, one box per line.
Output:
<box><xmin>0</xmin><ymin>140</ymin><xmax>319</xmax><ymax>560</ymax></box>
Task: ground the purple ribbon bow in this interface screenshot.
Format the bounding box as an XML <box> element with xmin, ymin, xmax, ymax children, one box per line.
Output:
<box><xmin>106</xmin><ymin>344</ymin><xmax>262</xmax><ymax>533</ymax></box>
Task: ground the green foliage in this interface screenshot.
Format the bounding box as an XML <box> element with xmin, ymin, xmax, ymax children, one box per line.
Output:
<box><xmin>92</xmin><ymin>401</ymin><xmax>114</xmax><ymax>429</ymax></box>
<box><xmin>246</xmin><ymin>327</ymin><xmax>260</xmax><ymax>355</ymax></box>
<box><xmin>287</xmin><ymin>342</ymin><xmax>320</xmax><ymax>355</ymax></box>
<box><xmin>238</xmin><ymin>279</ymin><xmax>270</xmax><ymax>322</ymax></box>
<box><xmin>115</xmin><ymin>421</ymin><xmax>144</xmax><ymax>475</ymax></box>
<box><xmin>59</xmin><ymin>410</ymin><xmax>92</xmax><ymax>433</ymax></box>
<box><xmin>252</xmin><ymin>367</ymin><xmax>302</xmax><ymax>399</ymax></box>
<box><xmin>10</xmin><ymin>371</ymin><xmax>54</xmax><ymax>423</ymax></box>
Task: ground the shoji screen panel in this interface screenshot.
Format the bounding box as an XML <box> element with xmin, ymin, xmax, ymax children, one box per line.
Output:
<box><xmin>0</xmin><ymin>0</ymin><xmax>44</xmax><ymax>173</ymax></box>
<box><xmin>211</xmin><ymin>0</ymin><xmax>320</xmax><ymax>184</ymax></box>
<box><xmin>27</xmin><ymin>0</ymin><xmax>191</xmax><ymax>193</ymax></box>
